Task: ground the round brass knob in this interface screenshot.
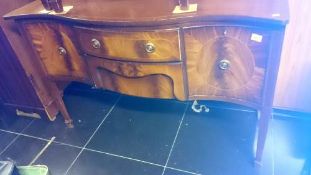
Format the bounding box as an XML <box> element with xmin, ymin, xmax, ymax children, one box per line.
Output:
<box><xmin>144</xmin><ymin>42</ymin><xmax>155</xmax><ymax>53</ymax></box>
<box><xmin>58</xmin><ymin>47</ymin><xmax>67</xmax><ymax>55</ymax></box>
<box><xmin>218</xmin><ymin>59</ymin><xmax>230</xmax><ymax>70</ymax></box>
<box><xmin>91</xmin><ymin>39</ymin><xmax>101</xmax><ymax>49</ymax></box>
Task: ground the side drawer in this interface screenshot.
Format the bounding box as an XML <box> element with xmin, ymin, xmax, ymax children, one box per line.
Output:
<box><xmin>185</xmin><ymin>26</ymin><xmax>272</xmax><ymax>107</ymax></box>
<box><xmin>23</xmin><ymin>22</ymin><xmax>88</xmax><ymax>80</ymax></box>
<box><xmin>75</xmin><ymin>27</ymin><xmax>181</xmax><ymax>62</ymax></box>
<box><xmin>86</xmin><ymin>56</ymin><xmax>185</xmax><ymax>100</ymax></box>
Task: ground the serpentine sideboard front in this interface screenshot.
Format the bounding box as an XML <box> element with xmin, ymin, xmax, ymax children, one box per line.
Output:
<box><xmin>4</xmin><ymin>0</ymin><xmax>289</xmax><ymax>163</ymax></box>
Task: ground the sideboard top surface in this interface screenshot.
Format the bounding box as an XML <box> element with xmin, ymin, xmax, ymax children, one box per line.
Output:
<box><xmin>4</xmin><ymin>0</ymin><xmax>289</xmax><ymax>26</ymax></box>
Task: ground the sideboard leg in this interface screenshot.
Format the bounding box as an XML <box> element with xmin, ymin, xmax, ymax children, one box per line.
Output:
<box><xmin>57</xmin><ymin>96</ymin><xmax>74</xmax><ymax>128</ymax></box>
<box><xmin>255</xmin><ymin>107</ymin><xmax>272</xmax><ymax>164</ymax></box>
<box><xmin>50</xmin><ymin>83</ymin><xmax>74</xmax><ymax>128</ymax></box>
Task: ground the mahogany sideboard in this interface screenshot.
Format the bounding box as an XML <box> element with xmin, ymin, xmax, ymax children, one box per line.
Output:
<box><xmin>3</xmin><ymin>0</ymin><xmax>289</xmax><ymax>162</ymax></box>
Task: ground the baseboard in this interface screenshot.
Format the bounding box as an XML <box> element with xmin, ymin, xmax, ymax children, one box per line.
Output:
<box><xmin>273</xmin><ymin>108</ymin><xmax>311</xmax><ymax>120</ymax></box>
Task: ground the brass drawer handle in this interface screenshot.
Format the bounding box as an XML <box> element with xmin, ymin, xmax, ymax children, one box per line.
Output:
<box><xmin>91</xmin><ymin>38</ymin><xmax>101</xmax><ymax>49</ymax></box>
<box><xmin>144</xmin><ymin>42</ymin><xmax>155</xmax><ymax>53</ymax></box>
<box><xmin>58</xmin><ymin>47</ymin><xmax>67</xmax><ymax>55</ymax></box>
<box><xmin>218</xmin><ymin>59</ymin><xmax>230</xmax><ymax>70</ymax></box>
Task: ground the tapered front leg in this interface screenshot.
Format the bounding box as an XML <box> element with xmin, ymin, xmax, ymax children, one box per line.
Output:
<box><xmin>56</xmin><ymin>95</ymin><xmax>74</xmax><ymax>128</ymax></box>
<box><xmin>50</xmin><ymin>82</ymin><xmax>74</xmax><ymax>128</ymax></box>
<box><xmin>255</xmin><ymin>107</ymin><xmax>272</xmax><ymax>164</ymax></box>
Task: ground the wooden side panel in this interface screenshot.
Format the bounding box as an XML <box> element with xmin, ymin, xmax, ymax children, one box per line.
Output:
<box><xmin>185</xmin><ymin>26</ymin><xmax>272</xmax><ymax>107</ymax></box>
<box><xmin>0</xmin><ymin>27</ymin><xmax>42</xmax><ymax>108</ymax></box>
<box><xmin>23</xmin><ymin>23</ymin><xmax>88</xmax><ymax>80</ymax></box>
<box><xmin>76</xmin><ymin>28</ymin><xmax>181</xmax><ymax>62</ymax></box>
<box><xmin>0</xmin><ymin>0</ymin><xmax>58</xmax><ymax>120</ymax></box>
<box><xmin>274</xmin><ymin>0</ymin><xmax>311</xmax><ymax>113</ymax></box>
<box><xmin>87</xmin><ymin>57</ymin><xmax>185</xmax><ymax>100</ymax></box>
<box><xmin>0</xmin><ymin>0</ymin><xmax>42</xmax><ymax>108</ymax></box>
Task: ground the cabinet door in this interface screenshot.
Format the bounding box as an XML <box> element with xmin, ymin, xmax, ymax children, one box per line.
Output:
<box><xmin>185</xmin><ymin>26</ymin><xmax>272</xmax><ymax>107</ymax></box>
<box><xmin>23</xmin><ymin>23</ymin><xmax>87</xmax><ymax>80</ymax></box>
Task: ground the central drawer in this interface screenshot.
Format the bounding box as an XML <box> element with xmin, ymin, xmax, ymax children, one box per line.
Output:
<box><xmin>86</xmin><ymin>56</ymin><xmax>186</xmax><ymax>100</ymax></box>
<box><xmin>75</xmin><ymin>27</ymin><xmax>181</xmax><ymax>62</ymax></box>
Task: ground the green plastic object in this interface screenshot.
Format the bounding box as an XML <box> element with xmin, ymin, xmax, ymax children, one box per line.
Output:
<box><xmin>17</xmin><ymin>165</ymin><xmax>50</xmax><ymax>175</ymax></box>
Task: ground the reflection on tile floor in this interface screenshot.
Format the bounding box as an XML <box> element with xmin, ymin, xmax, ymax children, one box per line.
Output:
<box><xmin>168</xmin><ymin>107</ymin><xmax>260</xmax><ymax>175</ymax></box>
<box><xmin>273</xmin><ymin>116</ymin><xmax>311</xmax><ymax>175</ymax></box>
<box><xmin>0</xmin><ymin>135</ymin><xmax>46</xmax><ymax>165</ymax></box>
<box><xmin>67</xmin><ymin>149</ymin><xmax>164</xmax><ymax>175</ymax></box>
<box><xmin>0</xmin><ymin>84</ymin><xmax>310</xmax><ymax>175</ymax></box>
<box><xmin>86</xmin><ymin>95</ymin><xmax>187</xmax><ymax>164</ymax></box>
<box><xmin>34</xmin><ymin>142</ymin><xmax>82</xmax><ymax>175</ymax></box>
<box><xmin>0</xmin><ymin>130</ymin><xmax>17</xmax><ymax>154</ymax></box>
<box><xmin>22</xmin><ymin>89</ymin><xmax>120</xmax><ymax>147</ymax></box>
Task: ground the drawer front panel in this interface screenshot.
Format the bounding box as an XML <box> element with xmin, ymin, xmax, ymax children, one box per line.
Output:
<box><xmin>185</xmin><ymin>26</ymin><xmax>271</xmax><ymax>106</ymax></box>
<box><xmin>76</xmin><ymin>28</ymin><xmax>181</xmax><ymax>62</ymax></box>
<box><xmin>87</xmin><ymin>57</ymin><xmax>185</xmax><ymax>100</ymax></box>
<box><xmin>23</xmin><ymin>23</ymin><xmax>87</xmax><ymax>80</ymax></box>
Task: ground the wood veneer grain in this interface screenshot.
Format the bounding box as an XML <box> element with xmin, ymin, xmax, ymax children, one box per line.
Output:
<box><xmin>23</xmin><ymin>22</ymin><xmax>88</xmax><ymax>80</ymax></box>
<box><xmin>185</xmin><ymin>26</ymin><xmax>272</xmax><ymax>107</ymax></box>
<box><xmin>4</xmin><ymin>0</ymin><xmax>289</xmax><ymax>26</ymax></box>
<box><xmin>87</xmin><ymin>57</ymin><xmax>186</xmax><ymax>100</ymax></box>
<box><xmin>76</xmin><ymin>27</ymin><xmax>181</xmax><ymax>62</ymax></box>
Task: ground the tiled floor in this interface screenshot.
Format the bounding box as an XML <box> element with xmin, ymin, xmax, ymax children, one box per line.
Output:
<box><xmin>0</xmin><ymin>84</ymin><xmax>310</xmax><ymax>175</ymax></box>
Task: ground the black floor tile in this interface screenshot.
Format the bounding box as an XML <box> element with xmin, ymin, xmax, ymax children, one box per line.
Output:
<box><xmin>273</xmin><ymin>118</ymin><xmax>311</xmax><ymax>175</ymax></box>
<box><xmin>0</xmin><ymin>115</ymin><xmax>33</xmax><ymax>133</ymax></box>
<box><xmin>0</xmin><ymin>130</ymin><xmax>17</xmax><ymax>154</ymax></box>
<box><xmin>0</xmin><ymin>135</ymin><xmax>46</xmax><ymax>165</ymax></box>
<box><xmin>67</xmin><ymin>149</ymin><xmax>163</xmax><ymax>175</ymax></box>
<box><xmin>168</xmin><ymin>107</ymin><xmax>271</xmax><ymax>175</ymax></box>
<box><xmin>22</xmin><ymin>90</ymin><xmax>119</xmax><ymax>147</ymax></box>
<box><xmin>34</xmin><ymin>143</ymin><xmax>81</xmax><ymax>175</ymax></box>
<box><xmin>86</xmin><ymin>95</ymin><xmax>187</xmax><ymax>164</ymax></box>
<box><xmin>163</xmin><ymin>169</ymin><xmax>193</xmax><ymax>175</ymax></box>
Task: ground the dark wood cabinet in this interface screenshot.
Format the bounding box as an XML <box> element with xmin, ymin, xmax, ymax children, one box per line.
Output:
<box><xmin>0</xmin><ymin>0</ymin><xmax>59</xmax><ymax>121</ymax></box>
<box><xmin>0</xmin><ymin>26</ymin><xmax>45</xmax><ymax>118</ymax></box>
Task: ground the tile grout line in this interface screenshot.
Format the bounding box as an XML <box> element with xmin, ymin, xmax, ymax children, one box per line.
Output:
<box><xmin>52</xmin><ymin>141</ymin><xmax>84</xmax><ymax>149</ymax></box>
<box><xmin>0</xmin><ymin>134</ymin><xmax>20</xmax><ymax>156</ymax></box>
<box><xmin>0</xmin><ymin>128</ymin><xmax>200</xmax><ymax>175</ymax></box>
<box><xmin>0</xmin><ymin>128</ymin><xmax>82</xmax><ymax>149</ymax></box>
<box><xmin>83</xmin><ymin>147</ymin><xmax>202</xmax><ymax>175</ymax></box>
<box><xmin>166</xmin><ymin>167</ymin><xmax>202</xmax><ymax>175</ymax></box>
<box><xmin>0</xmin><ymin>104</ymin><xmax>200</xmax><ymax>175</ymax></box>
<box><xmin>0</xmin><ymin>119</ymin><xmax>35</xmax><ymax>156</ymax></box>
<box><xmin>0</xmin><ymin>129</ymin><xmax>51</xmax><ymax>142</ymax></box>
<box><xmin>205</xmin><ymin>104</ymin><xmax>255</xmax><ymax>113</ymax></box>
<box><xmin>84</xmin><ymin>148</ymin><xmax>164</xmax><ymax>167</ymax></box>
<box><xmin>64</xmin><ymin>95</ymin><xmax>122</xmax><ymax>175</ymax></box>
<box><xmin>161</xmin><ymin>103</ymin><xmax>191</xmax><ymax>175</ymax></box>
